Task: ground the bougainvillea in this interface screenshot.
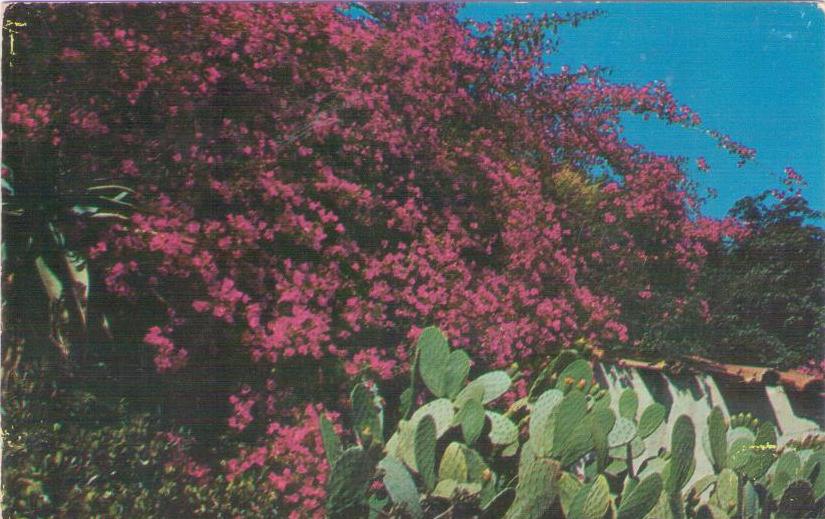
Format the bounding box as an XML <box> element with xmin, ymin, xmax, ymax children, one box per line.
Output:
<box><xmin>3</xmin><ymin>4</ymin><xmax>765</xmax><ymax>515</ymax></box>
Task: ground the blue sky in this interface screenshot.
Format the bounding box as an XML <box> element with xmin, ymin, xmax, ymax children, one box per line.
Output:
<box><xmin>460</xmin><ymin>3</ymin><xmax>824</xmax><ymax>219</ymax></box>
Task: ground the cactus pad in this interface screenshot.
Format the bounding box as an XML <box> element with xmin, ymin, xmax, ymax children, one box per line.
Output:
<box><xmin>379</xmin><ymin>456</ymin><xmax>423</xmax><ymax>519</ymax></box>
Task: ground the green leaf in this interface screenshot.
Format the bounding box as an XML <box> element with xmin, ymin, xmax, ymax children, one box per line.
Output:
<box><xmin>443</xmin><ymin>349</ymin><xmax>471</xmax><ymax>399</ymax></box>
<box><xmin>556</xmin><ymin>359</ymin><xmax>594</xmax><ymax>393</ymax></box>
<box><xmin>351</xmin><ymin>382</ymin><xmax>382</xmax><ymax>446</ymax></box>
<box><xmin>319</xmin><ymin>415</ymin><xmax>342</xmax><ymax>466</ymax></box>
<box><xmin>326</xmin><ymin>447</ymin><xmax>374</xmax><ymax>516</ymax></box>
<box><xmin>456</xmin><ymin>398</ymin><xmax>485</xmax><ymax>445</ymax></box>
<box><xmin>417</xmin><ymin>327</ymin><xmax>450</xmax><ymax>398</ymax></box>
<box><xmin>486</xmin><ymin>411</ymin><xmax>519</xmax><ymax>446</ymax></box>
<box><xmin>707</xmin><ymin>407</ymin><xmax>728</xmax><ymax>472</ymax></box>
<box><xmin>504</xmin><ymin>458</ymin><xmax>561</xmax><ymax>519</ymax></box>
<box><xmin>414</xmin><ymin>415</ymin><xmax>437</xmax><ymax>491</ymax></box>
<box><xmin>711</xmin><ymin>468</ymin><xmax>738</xmax><ymax>514</ymax></box>
<box><xmin>665</xmin><ymin>415</ymin><xmax>695</xmax><ymax>495</ymax></box>
<box><xmin>742</xmin><ymin>421</ymin><xmax>776</xmax><ymax>480</ymax></box>
<box><xmin>529</xmin><ymin>389</ymin><xmax>564</xmax><ymax>454</ymax></box>
<box><xmin>35</xmin><ymin>256</ymin><xmax>63</xmax><ymax>302</ymax></box>
<box><xmin>456</xmin><ymin>371</ymin><xmax>511</xmax><ymax>405</ymax></box>
<box><xmin>589</xmin><ymin>407</ymin><xmax>615</xmax><ymax>471</ymax></box>
<box><xmin>568</xmin><ymin>475</ymin><xmax>610</xmax><ymax>519</ymax></box>
<box><xmin>618</xmin><ymin>389</ymin><xmax>639</xmax><ymax>420</ymax></box>
<box><xmin>379</xmin><ymin>456</ymin><xmax>422</xmax><ymax>519</ymax></box>
<box><xmin>608</xmin><ymin>417</ymin><xmax>637</xmax><ymax>448</ymax></box>
<box><xmin>439</xmin><ymin>442</ymin><xmax>468</xmax><ymax>482</ymax></box>
<box><xmin>618</xmin><ymin>473</ymin><xmax>662</xmax><ymax>519</ymax></box>
<box><xmin>638</xmin><ymin>403</ymin><xmax>666</xmax><ymax>439</ymax></box>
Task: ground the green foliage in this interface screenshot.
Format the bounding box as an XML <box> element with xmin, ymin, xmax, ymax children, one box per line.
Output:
<box><xmin>379</xmin><ymin>456</ymin><xmax>423</xmax><ymax>519</ymax></box>
<box><xmin>414</xmin><ymin>416</ymin><xmax>438</xmax><ymax>491</ymax></box>
<box><xmin>638</xmin><ymin>402</ymin><xmax>666</xmax><ymax>439</ymax></box>
<box><xmin>2</xmin><ymin>373</ymin><xmax>281</xmax><ymax>518</ymax></box>
<box><xmin>707</xmin><ymin>407</ymin><xmax>729</xmax><ymax>472</ymax></box>
<box><xmin>667</xmin><ymin>416</ymin><xmax>696</xmax><ymax>495</ymax></box>
<box><xmin>331</xmin><ymin>325</ymin><xmax>825</xmax><ymax>518</ymax></box>
<box><xmin>618</xmin><ymin>473</ymin><xmax>663</xmax><ymax>519</ymax></box>
<box><xmin>327</xmin><ymin>447</ymin><xmax>375</xmax><ymax>517</ymax></box>
<box><xmin>504</xmin><ymin>458</ymin><xmax>561</xmax><ymax>519</ymax></box>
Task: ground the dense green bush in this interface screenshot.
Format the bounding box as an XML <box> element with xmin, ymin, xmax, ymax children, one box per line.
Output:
<box><xmin>1</xmin><ymin>369</ymin><xmax>281</xmax><ymax>518</ymax></box>
<box><xmin>324</xmin><ymin>326</ymin><xmax>825</xmax><ymax>518</ymax></box>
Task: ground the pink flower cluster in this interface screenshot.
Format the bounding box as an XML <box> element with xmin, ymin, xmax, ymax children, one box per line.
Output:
<box><xmin>226</xmin><ymin>404</ymin><xmax>332</xmax><ymax>519</ymax></box>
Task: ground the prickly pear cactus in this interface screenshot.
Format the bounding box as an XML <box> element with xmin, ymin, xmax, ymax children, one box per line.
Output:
<box><xmin>417</xmin><ymin>326</ymin><xmax>450</xmax><ymax>398</ymax></box>
<box><xmin>326</xmin><ymin>446</ymin><xmax>375</xmax><ymax>517</ymax></box>
<box><xmin>568</xmin><ymin>474</ymin><xmax>610</xmax><ymax>519</ymax></box>
<box><xmin>504</xmin><ymin>458</ymin><xmax>561</xmax><ymax>519</ymax></box>
<box><xmin>455</xmin><ymin>397</ymin><xmax>485</xmax><ymax>445</ymax></box>
<box><xmin>414</xmin><ymin>415</ymin><xmax>437</xmax><ymax>491</ymax></box>
<box><xmin>556</xmin><ymin>358</ymin><xmax>594</xmax><ymax>394</ymax></box>
<box><xmin>707</xmin><ymin>407</ymin><xmax>728</xmax><ymax>473</ymax></box>
<box><xmin>617</xmin><ymin>473</ymin><xmax>662</xmax><ymax>519</ymax></box>
<box><xmin>378</xmin><ymin>456</ymin><xmax>423</xmax><ymax>519</ymax></box>
<box><xmin>619</xmin><ymin>388</ymin><xmax>639</xmax><ymax>420</ymax></box>
<box><xmin>326</xmin><ymin>326</ymin><xmax>825</xmax><ymax>519</ymax></box>
<box><xmin>638</xmin><ymin>402</ymin><xmax>666</xmax><ymax>439</ymax></box>
<box><xmin>666</xmin><ymin>415</ymin><xmax>695</xmax><ymax>496</ymax></box>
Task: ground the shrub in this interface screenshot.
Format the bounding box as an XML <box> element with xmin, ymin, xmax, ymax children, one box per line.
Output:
<box><xmin>3</xmin><ymin>0</ymin><xmax>758</xmax><ymax>452</ymax></box>
<box><xmin>1</xmin><ymin>369</ymin><xmax>284</xmax><ymax>518</ymax></box>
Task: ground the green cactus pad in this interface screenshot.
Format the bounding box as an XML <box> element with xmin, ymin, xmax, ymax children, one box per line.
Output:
<box><xmin>619</xmin><ymin>388</ymin><xmax>639</xmax><ymax>420</ymax></box>
<box><xmin>801</xmin><ymin>451</ymin><xmax>825</xmax><ymax>501</ymax></box>
<box><xmin>378</xmin><ymin>456</ymin><xmax>423</xmax><ymax>519</ymax></box>
<box><xmin>559</xmin><ymin>471</ymin><xmax>583</xmax><ymax>517</ymax></box>
<box><xmin>453</xmin><ymin>382</ymin><xmax>485</xmax><ymax>408</ymax></box>
<box><xmin>568</xmin><ymin>474</ymin><xmax>610</xmax><ymax>519</ymax></box>
<box><xmin>727</xmin><ymin>437</ymin><xmax>754</xmax><ymax>472</ymax></box>
<box><xmin>552</xmin><ymin>390</ymin><xmax>591</xmax><ymax>464</ymax></box>
<box><xmin>417</xmin><ymin>326</ymin><xmax>451</xmax><ymax>398</ymax></box>
<box><xmin>443</xmin><ymin>349</ymin><xmax>471</xmax><ymax>399</ymax></box>
<box><xmin>529</xmin><ymin>388</ymin><xmax>564</xmax><ymax>454</ymax></box>
<box><xmin>617</xmin><ymin>473</ymin><xmax>663</xmax><ymax>519</ymax></box>
<box><xmin>727</xmin><ymin>426</ymin><xmax>755</xmax><ymax>445</ymax></box>
<box><xmin>608</xmin><ymin>417</ymin><xmax>638</xmax><ymax>447</ymax></box>
<box><xmin>414</xmin><ymin>415</ymin><xmax>437</xmax><ymax>490</ymax></box>
<box><xmin>409</xmin><ymin>398</ymin><xmax>455</xmax><ymax>438</ymax></box>
<box><xmin>590</xmin><ymin>407</ymin><xmax>615</xmax><ymax>470</ymax></box>
<box><xmin>456</xmin><ymin>371</ymin><xmax>511</xmax><ymax>405</ymax></box>
<box><xmin>504</xmin><ymin>458</ymin><xmax>561</xmax><ymax>519</ymax></box>
<box><xmin>326</xmin><ymin>446</ymin><xmax>374</xmax><ymax>516</ymax></box>
<box><xmin>742</xmin><ymin>421</ymin><xmax>776</xmax><ymax>480</ymax></box>
<box><xmin>456</xmin><ymin>398</ymin><xmax>485</xmax><ymax>445</ymax></box>
<box><xmin>742</xmin><ymin>481</ymin><xmax>758</xmax><ymax>519</ymax></box>
<box><xmin>351</xmin><ymin>382</ymin><xmax>383</xmax><ymax>446</ymax></box>
<box><xmin>711</xmin><ymin>468</ymin><xmax>738</xmax><ymax>513</ymax></box>
<box><xmin>486</xmin><ymin>411</ymin><xmax>519</xmax><ymax>446</ymax></box>
<box><xmin>439</xmin><ymin>442</ymin><xmax>469</xmax><ymax>483</ymax></box>
<box><xmin>431</xmin><ymin>479</ymin><xmax>482</xmax><ymax>499</ymax></box>
<box><xmin>555</xmin><ymin>359</ymin><xmax>594</xmax><ymax>393</ymax></box>
<box><xmin>707</xmin><ymin>407</ymin><xmax>728</xmax><ymax>472</ymax></box>
<box><xmin>605</xmin><ymin>459</ymin><xmax>628</xmax><ymax>478</ymax></box>
<box><xmin>770</xmin><ymin>451</ymin><xmax>801</xmax><ymax>500</ymax></box>
<box><xmin>665</xmin><ymin>415</ymin><xmax>695</xmax><ymax>495</ymax></box>
<box><xmin>319</xmin><ymin>414</ymin><xmax>342</xmax><ymax>466</ymax></box>
<box><xmin>638</xmin><ymin>403</ymin><xmax>666</xmax><ymax>439</ymax></box>
<box><xmin>529</xmin><ymin>350</ymin><xmax>580</xmax><ymax>400</ymax></box>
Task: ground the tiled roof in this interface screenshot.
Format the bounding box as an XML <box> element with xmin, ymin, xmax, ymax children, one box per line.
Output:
<box><xmin>591</xmin><ymin>349</ymin><xmax>824</xmax><ymax>393</ymax></box>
